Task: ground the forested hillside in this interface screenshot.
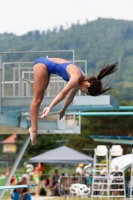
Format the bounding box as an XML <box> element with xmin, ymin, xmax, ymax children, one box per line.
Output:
<box><xmin>0</xmin><ymin>18</ymin><xmax>133</xmax><ymax>101</ymax></box>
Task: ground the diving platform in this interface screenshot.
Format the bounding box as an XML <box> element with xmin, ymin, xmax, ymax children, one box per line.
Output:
<box><xmin>88</xmin><ymin>135</ymin><xmax>133</xmax><ymax>145</ymax></box>
<box><xmin>1</xmin><ymin>95</ymin><xmax>119</xmax><ymax>112</ymax></box>
<box><xmin>0</xmin><ymin>51</ymin><xmax>119</xmax><ymax>134</ymax></box>
<box><xmin>0</xmin><ymin>95</ymin><xmax>119</xmax><ymax>134</ymax></box>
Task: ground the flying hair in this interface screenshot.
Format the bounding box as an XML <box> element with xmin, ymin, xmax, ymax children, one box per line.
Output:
<box><xmin>97</xmin><ymin>62</ymin><xmax>119</xmax><ymax>80</ymax></box>
<box><xmin>88</xmin><ymin>62</ymin><xmax>119</xmax><ymax>96</ymax></box>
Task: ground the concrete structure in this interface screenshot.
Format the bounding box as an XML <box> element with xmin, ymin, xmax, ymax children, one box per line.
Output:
<box><xmin>0</xmin><ymin>51</ymin><xmax>119</xmax><ymax>134</ymax></box>
<box><xmin>88</xmin><ymin>135</ymin><xmax>133</xmax><ymax>145</ymax></box>
<box><xmin>0</xmin><ymin>51</ymin><xmax>119</xmax><ymax>199</ymax></box>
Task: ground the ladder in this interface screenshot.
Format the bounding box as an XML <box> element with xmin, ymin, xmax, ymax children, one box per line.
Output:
<box><xmin>91</xmin><ymin>145</ymin><xmax>109</xmax><ymax>200</ymax></box>
<box><xmin>109</xmin><ymin>145</ymin><xmax>126</xmax><ymax>200</ymax></box>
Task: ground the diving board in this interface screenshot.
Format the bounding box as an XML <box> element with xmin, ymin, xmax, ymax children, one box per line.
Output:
<box><xmin>69</xmin><ymin>111</ymin><xmax>133</xmax><ymax>116</ymax></box>
<box><xmin>0</xmin><ymin>95</ymin><xmax>119</xmax><ymax>134</ymax></box>
<box><xmin>1</xmin><ymin>95</ymin><xmax>119</xmax><ymax>112</ymax></box>
<box><xmin>0</xmin><ymin>184</ymin><xmax>37</xmax><ymax>190</ymax></box>
<box><xmin>88</xmin><ymin>135</ymin><xmax>133</xmax><ymax>145</ymax></box>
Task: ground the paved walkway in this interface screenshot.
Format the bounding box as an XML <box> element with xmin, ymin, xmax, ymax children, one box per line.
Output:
<box><xmin>32</xmin><ymin>196</ymin><xmax>62</xmax><ymax>200</ymax></box>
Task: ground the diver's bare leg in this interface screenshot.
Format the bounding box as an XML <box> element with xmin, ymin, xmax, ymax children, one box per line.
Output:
<box><xmin>29</xmin><ymin>63</ymin><xmax>48</xmax><ymax>145</ymax></box>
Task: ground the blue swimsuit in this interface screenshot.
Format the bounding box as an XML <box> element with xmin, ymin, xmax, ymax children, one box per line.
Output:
<box><xmin>34</xmin><ymin>57</ymin><xmax>83</xmax><ymax>82</ymax></box>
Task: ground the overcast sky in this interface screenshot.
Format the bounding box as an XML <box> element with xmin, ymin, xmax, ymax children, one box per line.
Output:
<box><xmin>0</xmin><ymin>0</ymin><xmax>133</xmax><ymax>36</ymax></box>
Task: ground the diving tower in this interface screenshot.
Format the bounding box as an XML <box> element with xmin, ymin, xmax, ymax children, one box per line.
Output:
<box><xmin>0</xmin><ymin>51</ymin><xmax>119</xmax><ymax>134</ymax></box>
<box><xmin>0</xmin><ymin>51</ymin><xmax>119</xmax><ymax>199</ymax></box>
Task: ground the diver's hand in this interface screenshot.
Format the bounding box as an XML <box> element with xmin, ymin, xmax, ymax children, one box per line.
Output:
<box><xmin>58</xmin><ymin>109</ymin><xmax>65</xmax><ymax>120</ymax></box>
<box><xmin>39</xmin><ymin>107</ymin><xmax>51</xmax><ymax>118</ymax></box>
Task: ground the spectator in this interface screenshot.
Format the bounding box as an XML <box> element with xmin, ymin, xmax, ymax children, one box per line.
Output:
<box><xmin>44</xmin><ymin>177</ymin><xmax>53</xmax><ymax>195</ymax></box>
<box><xmin>99</xmin><ymin>165</ymin><xmax>108</xmax><ymax>196</ymax></box>
<box><xmin>61</xmin><ymin>176</ymin><xmax>72</xmax><ymax>196</ymax></box>
<box><xmin>51</xmin><ymin>181</ymin><xmax>59</xmax><ymax>196</ymax></box>
<box><xmin>5</xmin><ymin>167</ymin><xmax>15</xmax><ymax>185</ymax></box>
<box><xmin>52</xmin><ymin>169</ymin><xmax>60</xmax><ymax>183</ymax></box>
<box><xmin>83</xmin><ymin>163</ymin><xmax>93</xmax><ymax>185</ymax></box>
<box><xmin>100</xmin><ymin>165</ymin><xmax>107</xmax><ymax>176</ymax></box>
<box><xmin>44</xmin><ymin>177</ymin><xmax>53</xmax><ymax>189</ymax></box>
<box><xmin>33</xmin><ymin>163</ymin><xmax>41</xmax><ymax>196</ymax></box>
<box><xmin>76</xmin><ymin>164</ymin><xmax>84</xmax><ymax>176</ymax></box>
<box><xmin>11</xmin><ymin>176</ymin><xmax>31</xmax><ymax>200</ymax></box>
<box><xmin>44</xmin><ymin>171</ymin><xmax>60</xmax><ymax>196</ymax></box>
<box><xmin>50</xmin><ymin>169</ymin><xmax>60</xmax><ymax>196</ymax></box>
<box><xmin>5</xmin><ymin>167</ymin><xmax>15</xmax><ymax>195</ymax></box>
<box><xmin>39</xmin><ymin>163</ymin><xmax>44</xmax><ymax>177</ymax></box>
<box><xmin>60</xmin><ymin>174</ymin><xmax>66</xmax><ymax>195</ymax></box>
<box><xmin>109</xmin><ymin>165</ymin><xmax>123</xmax><ymax>199</ymax></box>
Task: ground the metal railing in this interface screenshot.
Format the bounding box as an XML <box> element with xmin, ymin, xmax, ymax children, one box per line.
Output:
<box><xmin>1</xmin><ymin>58</ymin><xmax>87</xmax><ymax>97</ymax></box>
<box><xmin>1</xmin><ymin>63</ymin><xmax>85</xmax><ymax>97</ymax></box>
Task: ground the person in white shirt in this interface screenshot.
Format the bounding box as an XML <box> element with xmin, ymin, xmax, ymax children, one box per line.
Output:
<box><xmin>76</xmin><ymin>164</ymin><xmax>84</xmax><ymax>176</ymax></box>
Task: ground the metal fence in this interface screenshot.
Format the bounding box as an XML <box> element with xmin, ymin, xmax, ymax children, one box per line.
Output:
<box><xmin>0</xmin><ymin>174</ymin><xmax>131</xmax><ymax>198</ymax></box>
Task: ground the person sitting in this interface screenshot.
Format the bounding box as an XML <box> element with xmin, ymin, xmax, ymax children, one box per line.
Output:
<box><xmin>50</xmin><ymin>169</ymin><xmax>60</xmax><ymax>196</ymax></box>
<box><xmin>11</xmin><ymin>176</ymin><xmax>32</xmax><ymax>200</ymax></box>
<box><xmin>61</xmin><ymin>176</ymin><xmax>72</xmax><ymax>196</ymax></box>
<box><xmin>43</xmin><ymin>177</ymin><xmax>53</xmax><ymax>195</ymax></box>
<box><xmin>52</xmin><ymin>169</ymin><xmax>60</xmax><ymax>184</ymax></box>
<box><xmin>109</xmin><ymin>165</ymin><xmax>123</xmax><ymax>199</ymax></box>
<box><xmin>44</xmin><ymin>177</ymin><xmax>53</xmax><ymax>189</ymax></box>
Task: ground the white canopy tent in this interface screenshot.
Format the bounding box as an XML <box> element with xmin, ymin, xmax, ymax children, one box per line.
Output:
<box><xmin>29</xmin><ymin>146</ymin><xmax>94</xmax><ymax>164</ymax></box>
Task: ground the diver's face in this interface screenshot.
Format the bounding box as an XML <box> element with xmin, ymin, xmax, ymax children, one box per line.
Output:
<box><xmin>79</xmin><ymin>80</ymin><xmax>90</xmax><ymax>95</ymax></box>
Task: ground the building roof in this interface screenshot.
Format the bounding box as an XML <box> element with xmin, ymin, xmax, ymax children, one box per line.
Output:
<box><xmin>1</xmin><ymin>134</ymin><xmax>17</xmax><ymax>144</ymax></box>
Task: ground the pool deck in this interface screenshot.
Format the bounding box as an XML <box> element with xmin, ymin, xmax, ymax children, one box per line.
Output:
<box><xmin>32</xmin><ymin>196</ymin><xmax>63</xmax><ymax>200</ymax></box>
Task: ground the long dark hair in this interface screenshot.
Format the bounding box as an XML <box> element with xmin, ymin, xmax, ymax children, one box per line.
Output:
<box><xmin>88</xmin><ymin>62</ymin><xmax>118</xmax><ymax>96</ymax></box>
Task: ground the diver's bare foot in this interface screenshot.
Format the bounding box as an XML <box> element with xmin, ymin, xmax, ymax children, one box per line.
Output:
<box><xmin>29</xmin><ymin>127</ymin><xmax>37</xmax><ymax>146</ymax></box>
